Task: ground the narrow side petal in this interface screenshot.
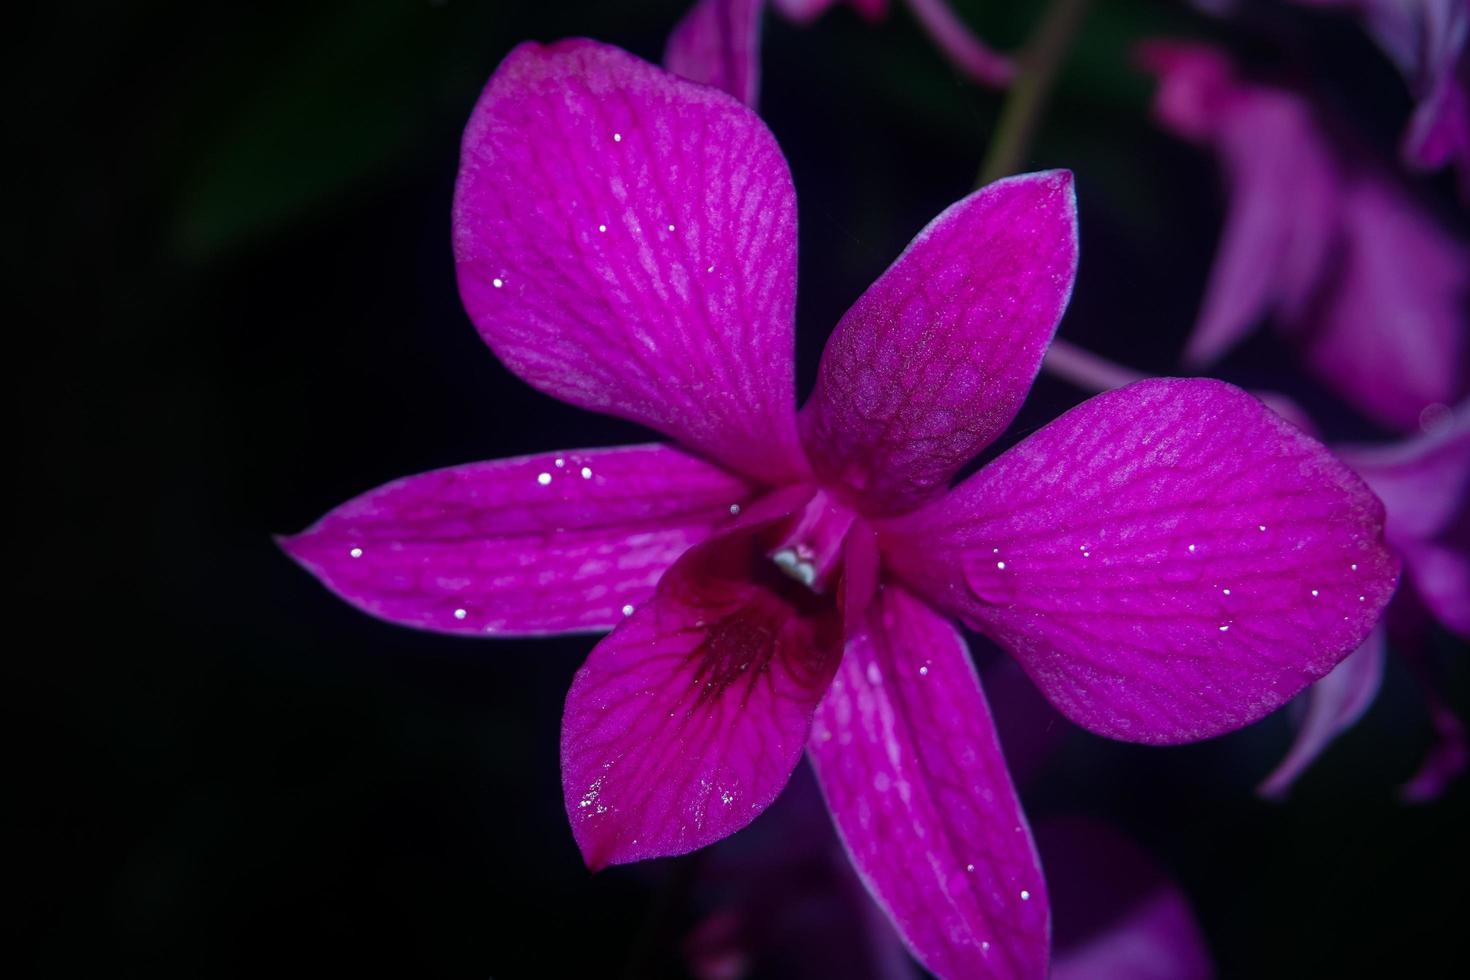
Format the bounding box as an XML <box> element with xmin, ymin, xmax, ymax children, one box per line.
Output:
<box><xmin>880</xmin><ymin>379</ymin><xmax>1399</xmax><ymax>744</ymax></box>
<box><xmin>800</xmin><ymin>171</ymin><xmax>1078</xmax><ymax>515</ymax></box>
<box><xmin>279</xmin><ymin>444</ymin><xmax>749</xmax><ymax>636</ymax></box>
<box><xmin>903</xmin><ymin>0</ymin><xmax>1015</xmax><ymax>87</ymax></box>
<box><xmin>1257</xmin><ymin>626</ymin><xmax>1387</xmax><ymax>800</ymax></box>
<box><xmin>665</xmin><ymin>0</ymin><xmax>765</xmax><ymax>107</ymax></box>
<box><xmin>455</xmin><ymin>40</ymin><xmax>807</xmax><ymax>484</ymax></box>
<box><xmin>809</xmin><ymin>586</ymin><xmax>1049</xmax><ymax>980</ymax></box>
<box><xmin>1044</xmin><ymin>819</ymin><xmax>1214</xmax><ymax>980</ymax></box>
<box><xmin>562</xmin><ymin>524</ymin><xmax>842</xmax><ymax>869</ymax></box>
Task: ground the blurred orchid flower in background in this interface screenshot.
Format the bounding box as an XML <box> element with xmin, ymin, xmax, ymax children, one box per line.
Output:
<box><xmin>282</xmin><ymin>40</ymin><xmax>1399</xmax><ymax>978</ymax></box>
<box><xmin>686</xmin><ymin>772</ymin><xmax>1214</xmax><ymax>980</ymax></box>
<box><xmin>1139</xmin><ymin>39</ymin><xmax>1470</xmax><ymax>433</ymax></box>
<box><xmin>1296</xmin><ymin>0</ymin><xmax>1469</xmax><ymax>195</ymax></box>
<box><xmin>1045</xmin><ymin>341</ymin><xmax>1469</xmax><ymax>801</ymax></box>
<box><xmin>665</xmin><ymin>0</ymin><xmax>1015</xmax><ymax>108</ymax></box>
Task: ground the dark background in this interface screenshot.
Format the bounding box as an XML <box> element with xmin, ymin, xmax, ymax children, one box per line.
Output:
<box><xmin>19</xmin><ymin>0</ymin><xmax>1468</xmax><ymax>975</ymax></box>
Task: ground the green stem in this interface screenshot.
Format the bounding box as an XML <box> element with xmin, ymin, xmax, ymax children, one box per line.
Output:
<box><xmin>976</xmin><ymin>0</ymin><xmax>1093</xmax><ymax>188</ymax></box>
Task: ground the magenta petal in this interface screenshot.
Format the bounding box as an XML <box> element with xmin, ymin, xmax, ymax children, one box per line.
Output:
<box><xmin>279</xmin><ymin>444</ymin><xmax>749</xmax><ymax>636</ymax></box>
<box><xmin>1299</xmin><ymin>180</ymin><xmax>1470</xmax><ymax>433</ymax></box>
<box><xmin>880</xmin><ymin>379</ymin><xmax>1399</xmax><ymax>744</ymax></box>
<box><xmin>1044</xmin><ymin>819</ymin><xmax>1214</xmax><ymax>980</ymax></box>
<box><xmin>454</xmin><ymin>40</ymin><xmax>807</xmax><ymax>484</ymax></box>
<box><xmin>1336</xmin><ymin>413</ymin><xmax>1470</xmax><ymax>548</ymax></box>
<box><xmin>561</xmin><ymin>525</ymin><xmax>842</xmax><ymax>870</ymax></box>
<box><xmin>775</xmin><ymin>0</ymin><xmax>887</xmax><ymax>22</ymax></box>
<box><xmin>1258</xmin><ymin>626</ymin><xmax>1387</xmax><ymax>800</ymax></box>
<box><xmin>800</xmin><ymin>171</ymin><xmax>1078</xmax><ymax>515</ymax></box>
<box><xmin>665</xmin><ymin>0</ymin><xmax>765</xmax><ymax>107</ymax></box>
<box><xmin>1400</xmin><ymin>685</ymin><xmax>1470</xmax><ymax>803</ymax></box>
<box><xmin>809</xmin><ymin>586</ymin><xmax>1048</xmax><ymax>980</ymax></box>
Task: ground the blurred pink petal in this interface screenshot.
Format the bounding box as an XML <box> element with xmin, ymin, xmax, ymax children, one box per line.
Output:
<box><xmin>904</xmin><ymin>0</ymin><xmax>1016</xmax><ymax>86</ymax></box>
<box><xmin>810</xmin><ymin>586</ymin><xmax>1048</xmax><ymax>980</ymax></box>
<box><xmin>279</xmin><ymin>445</ymin><xmax>749</xmax><ymax>636</ymax></box>
<box><xmin>801</xmin><ymin>170</ymin><xmax>1078</xmax><ymax>515</ymax></box>
<box><xmin>1044</xmin><ymin>819</ymin><xmax>1215</xmax><ymax>980</ymax></box>
<box><xmin>561</xmin><ymin>519</ymin><xmax>842</xmax><ymax>870</ymax></box>
<box><xmin>669</xmin><ymin>0</ymin><xmax>1010</xmax><ymax>104</ymax></box>
<box><xmin>665</xmin><ymin>0</ymin><xmax>764</xmax><ymax>106</ymax></box>
<box><xmin>880</xmin><ymin>378</ymin><xmax>1399</xmax><ymax>744</ymax></box>
<box><xmin>1297</xmin><ymin>0</ymin><xmax>1469</xmax><ymax>192</ymax></box>
<box><xmin>1340</xmin><ymin>408</ymin><xmax>1470</xmax><ymax>637</ymax></box>
<box><xmin>1399</xmin><ymin>680</ymin><xmax>1470</xmax><ymax>801</ymax></box>
<box><xmin>1258</xmin><ymin>626</ymin><xmax>1388</xmax><ymax>799</ymax></box>
<box><xmin>454</xmin><ymin>41</ymin><xmax>808</xmax><ymax>484</ymax></box>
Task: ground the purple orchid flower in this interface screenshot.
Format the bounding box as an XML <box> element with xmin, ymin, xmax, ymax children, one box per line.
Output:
<box><xmin>1139</xmin><ymin>39</ymin><xmax>1470</xmax><ymax>434</ymax></box>
<box><xmin>282</xmin><ymin>40</ymin><xmax>1398</xmax><ymax>978</ymax></box>
<box><xmin>1296</xmin><ymin>0</ymin><xmax>1470</xmax><ymax>196</ymax></box>
<box><xmin>665</xmin><ymin>0</ymin><xmax>1014</xmax><ymax>108</ymax></box>
<box><xmin>1045</xmin><ymin>341</ymin><xmax>1470</xmax><ymax>800</ymax></box>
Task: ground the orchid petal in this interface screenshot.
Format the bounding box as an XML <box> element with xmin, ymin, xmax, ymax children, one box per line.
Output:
<box><xmin>454</xmin><ymin>40</ymin><xmax>807</xmax><ymax>484</ymax></box>
<box><xmin>880</xmin><ymin>379</ymin><xmax>1399</xmax><ymax>744</ymax></box>
<box><xmin>1257</xmin><ymin>626</ymin><xmax>1387</xmax><ymax>800</ymax></box>
<box><xmin>1044</xmin><ymin>819</ymin><xmax>1214</xmax><ymax>980</ymax></box>
<box><xmin>1399</xmin><ymin>538</ymin><xmax>1470</xmax><ymax>639</ymax></box>
<box><xmin>1300</xmin><ymin>180</ymin><xmax>1470</xmax><ymax>432</ymax></box>
<box><xmin>809</xmin><ymin>585</ymin><xmax>1048</xmax><ymax>980</ymax></box>
<box><xmin>904</xmin><ymin>0</ymin><xmax>1015</xmax><ymax>87</ymax></box>
<box><xmin>279</xmin><ymin>444</ymin><xmax>749</xmax><ymax>636</ymax></box>
<box><xmin>801</xmin><ymin>170</ymin><xmax>1078</xmax><ymax>515</ymax></box>
<box><xmin>775</xmin><ymin>0</ymin><xmax>888</xmax><ymax>22</ymax></box>
<box><xmin>561</xmin><ymin>521</ymin><xmax>842</xmax><ymax>870</ymax></box>
<box><xmin>1400</xmin><ymin>684</ymin><xmax>1469</xmax><ymax>803</ymax></box>
<box><xmin>665</xmin><ymin>0</ymin><xmax>764</xmax><ymax>107</ymax></box>
<box><xmin>1335</xmin><ymin>410</ymin><xmax>1470</xmax><ymax>546</ymax></box>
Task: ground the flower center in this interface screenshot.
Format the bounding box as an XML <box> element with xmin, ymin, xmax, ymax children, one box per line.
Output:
<box><xmin>766</xmin><ymin>490</ymin><xmax>856</xmax><ymax>594</ymax></box>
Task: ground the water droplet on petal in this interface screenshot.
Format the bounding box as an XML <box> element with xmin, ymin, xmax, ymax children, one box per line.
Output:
<box><xmin>729</xmin><ymin>503</ymin><xmax>741</xmax><ymax>515</ymax></box>
<box><xmin>1188</xmin><ymin>543</ymin><xmax>1196</xmax><ymax>553</ymax></box>
<box><xmin>537</xmin><ymin>472</ymin><xmax>552</xmax><ymax>486</ymax></box>
<box><xmin>919</xmin><ymin>665</ymin><xmax>929</xmax><ymax>676</ymax></box>
<box><xmin>598</xmin><ymin>224</ymin><xmax>607</xmax><ymax>233</ymax></box>
<box><xmin>612</xmin><ymin>132</ymin><xmax>622</xmax><ymax>142</ymax></box>
<box><xmin>1311</xmin><ymin>589</ymin><xmax>1319</xmax><ymax>597</ymax></box>
<box><xmin>996</xmin><ymin>561</ymin><xmax>1006</xmax><ymax>570</ymax></box>
<box><xmin>555</xmin><ymin>458</ymin><xmax>566</xmax><ymax>468</ymax></box>
<box><xmin>349</xmin><ymin>547</ymin><xmax>362</xmax><ymax>559</ymax></box>
<box><xmin>1020</xmin><ymin>890</ymin><xmax>1031</xmax><ymax>901</ymax></box>
<box><xmin>621</xmin><ymin>604</ymin><xmax>635</xmax><ymax>617</ymax></box>
<box><xmin>492</xmin><ymin>277</ymin><xmax>503</xmax><ymax>288</ymax></box>
<box><xmin>453</xmin><ymin>608</ymin><xmax>467</xmax><ymax>620</ymax></box>
<box><xmin>580</xmin><ymin>466</ymin><xmax>593</xmax><ymax>479</ymax></box>
<box><xmin>1219</xmin><ymin>624</ymin><xmax>1230</xmax><ymax>632</ymax></box>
